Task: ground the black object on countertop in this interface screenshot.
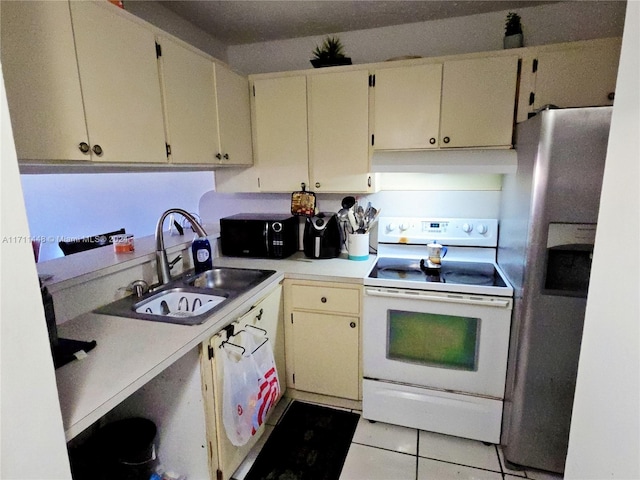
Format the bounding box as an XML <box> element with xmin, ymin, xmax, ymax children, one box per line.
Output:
<box><xmin>41</xmin><ymin>279</ymin><xmax>97</xmax><ymax>369</ymax></box>
<box><xmin>53</xmin><ymin>338</ymin><xmax>97</xmax><ymax>369</ymax></box>
<box><xmin>245</xmin><ymin>401</ymin><xmax>359</xmax><ymax>480</ymax></box>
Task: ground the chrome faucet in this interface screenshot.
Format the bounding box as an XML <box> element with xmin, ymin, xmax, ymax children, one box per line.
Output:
<box><xmin>155</xmin><ymin>208</ymin><xmax>208</xmax><ymax>285</ymax></box>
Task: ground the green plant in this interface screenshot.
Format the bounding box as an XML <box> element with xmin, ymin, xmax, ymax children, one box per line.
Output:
<box><xmin>312</xmin><ymin>36</ymin><xmax>346</xmax><ymax>60</ymax></box>
<box><xmin>505</xmin><ymin>12</ymin><xmax>523</xmax><ymax>36</ymax></box>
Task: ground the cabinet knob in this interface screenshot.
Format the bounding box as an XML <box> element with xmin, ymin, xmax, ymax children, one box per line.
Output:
<box><xmin>321</xmin><ymin>297</ymin><xmax>327</xmax><ymax>303</ymax></box>
<box><xmin>442</xmin><ymin>136</ymin><xmax>450</xmax><ymax>144</ymax></box>
<box><xmin>315</xmin><ymin>182</ymin><xmax>321</xmax><ymax>188</ymax></box>
<box><xmin>78</xmin><ymin>142</ymin><xmax>90</xmax><ymax>154</ymax></box>
<box><xmin>223</xmin><ymin>153</ymin><xmax>229</xmax><ymax>160</ymax></box>
<box><xmin>429</xmin><ymin>137</ymin><xmax>436</xmax><ymax>145</ymax></box>
<box><xmin>608</xmin><ymin>92</ymin><xmax>615</xmax><ymax>101</ymax></box>
<box><xmin>350</xmin><ymin>321</ymin><xmax>357</xmax><ymax>328</ymax></box>
<box><xmin>92</xmin><ymin>144</ymin><xmax>103</xmax><ymax>156</ymax></box>
<box><xmin>215</xmin><ymin>153</ymin><xmax>222</xmax><ymax>160</ymax></box>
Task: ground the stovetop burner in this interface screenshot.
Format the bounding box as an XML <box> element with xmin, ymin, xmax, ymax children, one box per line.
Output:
<box><xmin>369</xmin><ymin>258</ymin><xmax>507</xmax><ymax>288</ymax></box>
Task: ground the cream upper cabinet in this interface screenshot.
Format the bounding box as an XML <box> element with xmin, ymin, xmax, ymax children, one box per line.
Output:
<box><xmin>373</xmin><ymin>64</ymin><xmax>443</xmax><ymax>150</ymax></box>
<box><xmin>70</xmin><ymin>1</ymin><xmax>167</xmax><ymax>163</ymax></box>
<box><xmin>517</xmin><ymin>38</ymin><xmax>622</xmax><ymax>122</ymax></box>
<box><xmin>308</xmin><ymin>70</ymin><xmax>372</xmax><ymax>192</ymax></box>
<box><xmin>159</xmin><ymin>35</ymin><xmax>219</xmax><ymax>165</ymax></box>
<box><xmin>215</xmin><ymin>65</ymin><xmax>254</xmax><ymax>166</ymax></box>
<box><xmin>240</xmin><ymin>71</ymin><xmax>373</xmax><ymax>193</ymax></box>
<box><xmin>252</xmin><ymin>75</ymin><xmax>310</xmax><ymax>191</ymax></box>
<box><xmin>372</xmin><ymin>56</ymin><xmax>518</xmax><ymax>150</ymax></box>
<box><xmin>439</xmin><ymin>56</ymin><xmax>519</xmax><ymax>148</ymax></box>
<box><xmin>0</xmin><ymin>1</ymin><xmax>89</xmax><ymax>162</ymax></box>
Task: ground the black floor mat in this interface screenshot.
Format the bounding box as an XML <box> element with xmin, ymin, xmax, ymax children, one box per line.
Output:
<box><xmin>244</xmin><ymin>401</ymin><xmax>360</xmax><ymax>480</ymax></box>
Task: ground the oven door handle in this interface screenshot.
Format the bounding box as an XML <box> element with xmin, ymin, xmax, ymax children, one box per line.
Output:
<box><xmin>364</xmin><ymin>288</ymin><xmax>511</xmax><ymax>308</ymax></box>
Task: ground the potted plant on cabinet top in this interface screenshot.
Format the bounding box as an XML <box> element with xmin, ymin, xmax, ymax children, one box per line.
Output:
<box><xmin>504</xmin><ymin>12</ymin><xmax>523</xmax><ymax>49</ymax></box>
<box><xmin>311</xmin><ymin>36</ymin><xmax>352</xmax><ymax>68</ymax></box>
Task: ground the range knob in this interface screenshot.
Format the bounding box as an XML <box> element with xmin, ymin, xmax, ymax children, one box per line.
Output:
<box><xmin>462</xmin><ymin>223</ymin><xmax>473</xmax><ymax>233</ymax></box>
<box><xmin>387</xmin><ymin>223</ymin><xmax>397</xmax><ymax>232</ymax></box>
<box><xmin>399</xmin><ymin>223</ymin><xmax>410</xmax><ymax>231</ymax></box>
<box><xmin>477</xmin><ymin>224</ymin><xmax>488</xmax><ymax>235</ymax></box>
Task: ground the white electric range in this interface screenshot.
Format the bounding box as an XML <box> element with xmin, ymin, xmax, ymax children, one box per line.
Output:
<box><xmin>362</xmin><ymin>217</ymin><xmax>513</xmax><ymax>443</ymax></box>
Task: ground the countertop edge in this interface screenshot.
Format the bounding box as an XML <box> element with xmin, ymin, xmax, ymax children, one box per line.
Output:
<box><xmin>57</xmin><ymin>271</ymin><xmax>285</xmax><ymax>440</ymax></box>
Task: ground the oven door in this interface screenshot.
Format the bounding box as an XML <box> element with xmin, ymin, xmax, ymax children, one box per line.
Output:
<box><xmin>363</xmin><ymin>287</ymin><xmax>512</xmax><ymax>399</ymax></box>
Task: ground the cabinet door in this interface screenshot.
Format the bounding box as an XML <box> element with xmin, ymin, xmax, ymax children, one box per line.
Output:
<box><xmin>70</xmin><ymin>1</ymin><xmax>167</xmax><ymax>163</ymax></box>
<box><xmin>0</xmin><ymin>1</ymin><xmax>89</xmax><ymax>162</ymax></box>
<box><xmin>440</xmin><ymin>56</ymin><xmax>518</xmax><ymax>148</ymax></box>
<box><xmin>252</xmin><ymin>75</ymin><xmax>309</xmax><ymax>191</ymax></box>
<box><xmin>533</xmin><ymin>42</ymin><xmax>621</xmax><ymax>111</ymax></box>
<box><xmin>308</xmin><ymin>70</ymin><xmax>371</xmax><ymax>192</ymax></box>
<box><xmin>206</xmin><ymin>285</ymin><xmax>283</xmax><ymax>480</ymax></box>
<box><xmin>216</xmin><ymin>65</ymin><xmax>253</xmax><ymax>166</ymax></box>
<box><xmin>160</xmin><ymin>36</ymin><xmax>219</xmax><ymax>165</ymax></box>
<box><xmin>291</xmin><ymin>312</ymin><xmax>359</xmax><ymax>400</ymax></box>
<box><xmin>373</xmin><ymin>64</ymin><xmax>443</xmax><ymax>150</ymax></box>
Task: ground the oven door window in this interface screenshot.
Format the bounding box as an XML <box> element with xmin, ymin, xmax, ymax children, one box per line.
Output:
<box><xmin>387</xmin><ymin>310</ymin><xmax>480</xmax><ymax>371</ymax></box>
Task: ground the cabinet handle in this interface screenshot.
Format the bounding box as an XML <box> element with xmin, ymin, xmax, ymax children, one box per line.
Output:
<box><xmin>215</xmin><ymin>153</ymin><xmax>222</xmax><ymax>160</ymax></box>
<box><xmin>255</xmin><ymin>308</ymin><xmax>263</xmax><ymax>321</ymax></box>
<box><xmin>442</xmin><ymin>136</ymin><xmax>450</xmax><ymax>144</ymax></box>
<box><xmin>315</xmin><ymin>182</ymin><xmax>321</xmax><ymax>188</ymax></box>
<box><xmin>223</xmin><ymin>153</ymin><xmax>229</xmax><ymax>160</ymax></box>
<box><xmin>321</xmin><ymin>296</ymin><xmax>327</xmax><ymax>303</ymax></box>
<box><xmin>429</xmin><ymin>137</ymin><xmax>436</xmax><ymax>145</ymax></box>
<box><xmin>350</xmin><ymin>321</ymin><xmax>356</xmax><ymax>328</ymax></box>
<box><xmin>78</xmin><ymin>142</ymin><xmax>90</xmax><ymax>154</ymax></box>
<box><xmin>608</xmin><ymin>92</ymin><xmax>615</xmax><ymax>101</ymax></box>
<box><xmin>367</xmin><ymin>176</ymin><xmax>372</xmax><ymax>187</ymax></box>
<box><xmin>92</xmin><ymin>144</ymin><xmax>103</xmax><ymax>156</ymax></box>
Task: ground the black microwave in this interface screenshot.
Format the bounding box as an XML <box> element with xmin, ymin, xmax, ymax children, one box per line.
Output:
<box><xmin>220</xmin><ymin>213</ymin><xmax>299</xmax><ymax>259</ymax></box>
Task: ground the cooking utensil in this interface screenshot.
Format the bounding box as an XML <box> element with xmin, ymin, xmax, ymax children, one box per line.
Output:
<box><xmin>341</xmin><ymin>196</ymin><xmax>356</xmax><ymax>209</ymax></box>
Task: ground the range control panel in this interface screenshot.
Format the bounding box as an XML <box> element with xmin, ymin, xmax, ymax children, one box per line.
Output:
<box><xmin>377</xmin><ymin>217</ymin><xmax>499</xmax><ymax>247</ymax></box>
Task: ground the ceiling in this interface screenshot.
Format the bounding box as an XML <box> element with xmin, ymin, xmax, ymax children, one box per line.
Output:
<box><xmin>157</xmin><ymin>1</ymin><xmax>554</xmax><ymax>45</ymax></box>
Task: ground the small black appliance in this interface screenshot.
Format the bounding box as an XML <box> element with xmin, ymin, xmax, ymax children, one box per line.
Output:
<box><xmin>220</xmin><ymin>213</ymin><xmax>298</xmax><ymax>259</ymax></box>
<box><xmin>303</xmin><ymin>212</ymin><xmax>342</xmax><ymax>259</ymax></box>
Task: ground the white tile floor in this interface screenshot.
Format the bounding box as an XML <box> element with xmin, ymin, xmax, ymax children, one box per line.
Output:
<box><xmin>234</xmin><ymin>397</ymin><xmax>565</xmax><ymax>480</ymax></box>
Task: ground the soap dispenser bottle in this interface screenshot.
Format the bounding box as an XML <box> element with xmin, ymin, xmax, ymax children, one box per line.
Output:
<box><xmin>192</xmin><ymin>236</ymin><xmax>212</xmax><ymax>273</ymax></box>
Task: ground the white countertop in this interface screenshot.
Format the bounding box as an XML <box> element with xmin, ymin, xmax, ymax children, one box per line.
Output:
<box><xmin>54</xmin><ymin>248</ymin><xmax>377</xmax><ymax>441</ymax></box>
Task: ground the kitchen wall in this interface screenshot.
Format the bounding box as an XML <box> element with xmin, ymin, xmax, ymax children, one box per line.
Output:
<box><xmin>199</xmin><ymin>181</ymin><xmax>502</xmax><ymax>235</ymax></box>
<box><xmin>227</xmin><ymin>1</ymin><xmax>626</xmax><ymax>74</ymax></box>
<box><xmin>1</xmin><ymin>63</ymin><xmax>72</xmax><ymax>479</ymax></box>
<box><xmin>21</xmin><ymin>172</ymin><xmax>214</xmax><ymax>261</ymax></box>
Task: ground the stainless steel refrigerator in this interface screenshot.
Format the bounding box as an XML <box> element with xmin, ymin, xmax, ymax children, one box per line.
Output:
<box><xmin>497</xmin><ymin>107</ymin><xmax>612</xmax><ymax>474</ymax></box>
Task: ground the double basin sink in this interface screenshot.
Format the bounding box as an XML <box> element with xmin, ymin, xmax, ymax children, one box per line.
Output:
<box><xmin>95</xmin><ymin>267</ymin><xmax>276</xmax><ymax>326</ymax></box>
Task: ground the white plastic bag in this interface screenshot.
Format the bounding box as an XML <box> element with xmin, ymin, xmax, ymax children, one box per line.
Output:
<box><xmin>220</xmin><ymin>338</ymin><xmax>259</xmax><ymax>446</ymax></box>
<box><xmin>250</xmin><ymin>333</ymin><xmax>280</xmax><ymax>432</ymax></box>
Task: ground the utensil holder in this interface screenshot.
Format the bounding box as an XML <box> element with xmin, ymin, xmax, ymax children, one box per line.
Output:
<box><xmin>347</xmin><ymin>233</ymin><xmax>369</xmax><ymax>261</ymax></box>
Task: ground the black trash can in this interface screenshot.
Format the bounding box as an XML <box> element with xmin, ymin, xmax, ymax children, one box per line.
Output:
<box><xmin>98</xmin><ymin>417</ymin><xmax>158</xmax><ymax>480</ymax></box>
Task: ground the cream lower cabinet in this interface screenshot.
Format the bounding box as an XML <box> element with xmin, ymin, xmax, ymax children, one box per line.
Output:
<box><xmin>284</xmin><ymin>280</ymin><xmax>361</xmax><ymax>400</ymax></box>
<box><xmin>373</xmin><ymin>55</ymin><xmax>518</xmax><ymax>150</ymax></box>
<box><xmin>217</xmin><ymin>70</ymin><xmax>373</xmax><ymax>193</ymax></box>
<box><xmin>201</xmin><ymin>284</ymin><xmax>285</xmax><ymax>480</ymax></box>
